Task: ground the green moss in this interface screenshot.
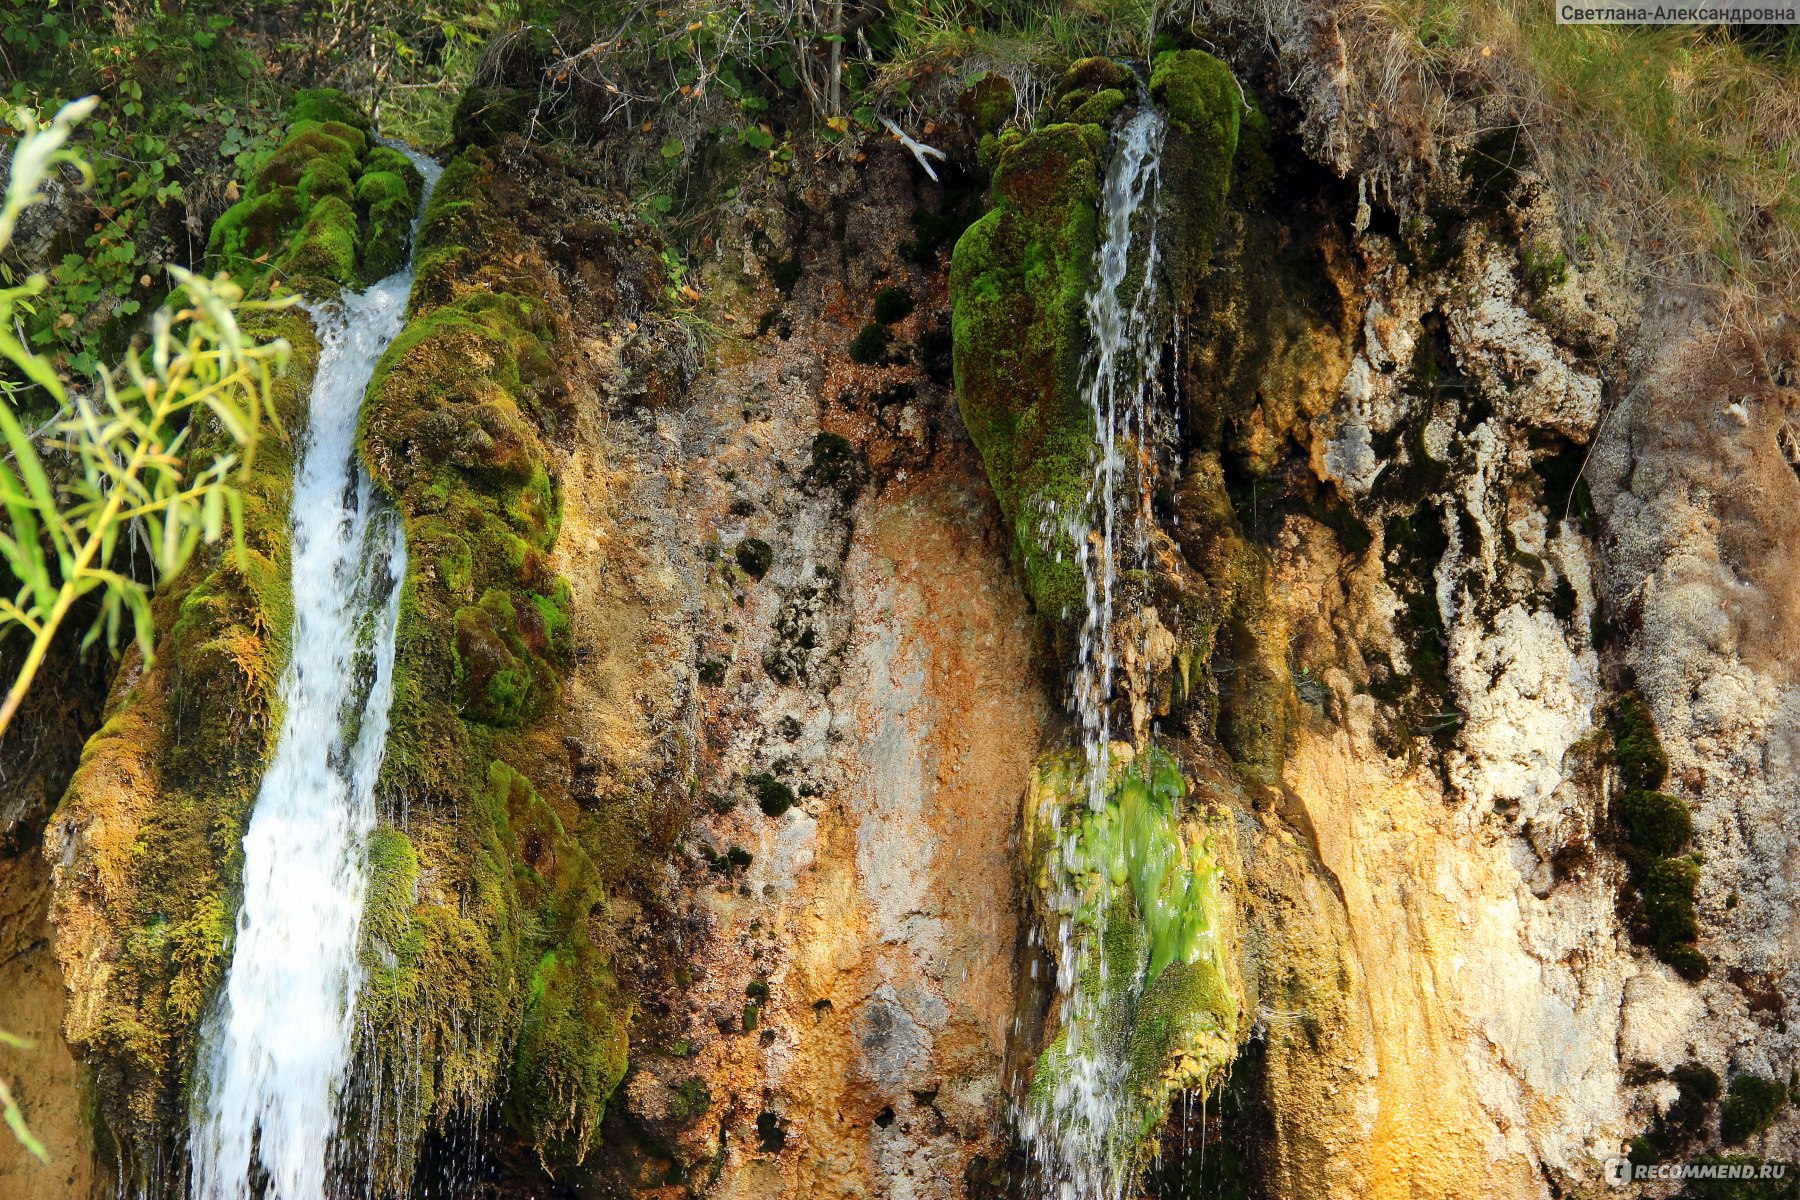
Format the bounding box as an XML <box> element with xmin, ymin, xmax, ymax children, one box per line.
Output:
<box><xmin>1149</xmin><ymin>50</ymin><xmax>1242</xmax><ymax>296</ymax></box>
<box><xmin>1069</xmin><ymin>87</ymin><xmax>1128</xmax><ymax>126</ymax></box>
<box><xmin>1621</xmin><ymin>789</ymin><xmax>1692</xmax><ymax>857</ymax></box>
<box><xmin>356</xmin><ymin>170</ymin><xmax>419</xmax><ymax>282</ymax></box>
<box><xmin>872</xmin><ymin>286</ymin><xmax>916</xmax><ymax>324</ymax></box>
<box><xmin>454</xmin><ymin>596</ymin><xmax>536</xmax><ymax>726</ymax></box>
<box><xmin>1611</xmin><ymin>693</ymin><xmax>1670</xmax><ymax>791</ymax></box>
<box><xmin>958</xmin><ymin>73</ymin><xmax>1016</xmax><ymax>133</ymax></box>
<box><xmin>345</xmin><ymin>140</ymin><xmax>640</xmax><ymax>1181</ymax></box>
<box><xmin>1644</xmin><ymin>856</ymin><xmax>1701</xmax><ymax>947</ymax></box>
<box><xmin>747</xmin><ymin>772</ymin><xmax>796</xmax><ymax>817</ymax></box>
<box><xmin>206</xmin><ymin>90</ymin><xmax>429</xmax><ymax>298</ymax></box>
<box><xmin>1661</xmin><ymin>944</ymin><xmax>1712</xmax><ymax>982</ymax></box>
<box><xmin>289</xmin><ymin>87</ymin><xmax>370</xmax><ymax>130</ymax></box>
<box><xmin>207</xmin><ymin>190</ymin><xmax>300</xmax><ymax>277</ymax></box>
<box><xmin>1721</xmin><ymin>1075</ymin><xmax>1788</xmax><ymax>1144</ymax></box>
<box><xmin>1636</xmin><ymin>1062</ymin><xmax>1722</xmax><ymax>1160</ymax></box>
<box><xmin>283</xmin><ymin>193</ymin><xmax>360</xmax><ymax>288</ymax></box>
<box><xmin>1606</xmin><ymin>692</ymin><xmax>1705</xmax><ymax>977</ymax></box>
<box><xmin>849</xmin><ymin>322</ymin><xmax>890</xmax><ymax>363</ymax></box>
<box><xmin>1675</xmin><ymin>1156</ymin><xmax>1800</xmax><ymax>1200</ymax></box>
<box><xmin>48</xmin><ymin>309</ymin><xmax>320</xmax><ymax>1170</ymax></box>
<box><xmin>1023</xmin><ymin>747</ymin><xmax>1241</xmax><ymax>1183</ymax></box>
<box><xmin>951</xmin><ymin>54</ymin><xmax>1242</xmax><ymax>645</ymax></box>
<box><xmin>950</xmin><ymin>122</ymin><xmax>1102</xmax><ymax>632</ymax></box>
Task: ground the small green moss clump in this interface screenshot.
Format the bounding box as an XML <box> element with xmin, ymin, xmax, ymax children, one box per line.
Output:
<box><xmin>1721</xmin><ymin>1075</ymin><xmax>1788</xmax><ymax>1144</ymax></box>
<box><xmin>289</xmin><ymin>87</ymin><xmax>369</xmax><ymax>127</ymax></box>
<box><xmin>1621</xmin><ymin>789</ymin><xmax>1693</xmax><ymax>858</ymax></box>
<box><xmin>849</xmin><ymin>322</ymin><xmax>890</xmax><ymax>364</ymax></box>
<box><xmin>747</xmin><ymin>772</ymin><xmax>796</xmax><ymax>817</ymax></box>
<box><xmin>872</xmin><ymin>286</ymin><xmax>916</xmax><ymax>324</ymax></box>
<box><xmin>1644</xmin><ymin>856</ymin><xmax>1702</xmax><ymax>946</ymax></box>
<box><xmin>1633</xmin><ymin>1062</ymin><xmax>1722</xmax><ymax>1163</ymax></box>
<box><xmin>958</xmin><ymin>73</ymin><xmax>1016</xmax><ymax>134</ymax></box>
<box><xmin>735</xmin><ymin>537</ymin><xmax>774</xmax><ymax>579</ymax></box>
<box><xmin>1611</xmin><ymin>693</ymin><xmax>1670</xmax><ymax>791</ymax></box>
<box><xmin>1674</xmin><ymin>1156</ymin><xmax>1800</xmax><ymax>1200</ymax></box>
<box><xmin>1606</xmin><ymin>692</ymin><xmax>1708</xmax><ymax>980</ymax></box>
<box><xmin>1069</xmin><ymin>87</ymin><xmax>1128</xmax><ymax>127</ymax></box>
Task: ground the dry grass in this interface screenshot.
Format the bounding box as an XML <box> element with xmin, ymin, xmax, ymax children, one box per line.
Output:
<box><xmin>1451</xmin><ymin>7</ymin><xmax>1800</xmax><ymax>295</ymax></box>
<box><xmin>1189</xmin><ymin>0</ymin><xmax>1800</xmax><ymax>302</ymax></box>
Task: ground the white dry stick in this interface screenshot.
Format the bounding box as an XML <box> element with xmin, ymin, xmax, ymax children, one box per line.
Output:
<box><xmin>878</xmin><ymin>115</ymin><xmax>946</xmax><ymax>181</ymax></box>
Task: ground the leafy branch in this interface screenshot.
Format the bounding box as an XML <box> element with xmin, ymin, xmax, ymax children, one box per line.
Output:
<box><xmin>0</xmin><ymin>100</ymin><xmax>292</xmax><ymax>737</ymax></box>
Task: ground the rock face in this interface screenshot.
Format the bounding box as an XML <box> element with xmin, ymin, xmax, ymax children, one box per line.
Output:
<box><xmin>583</xmin><ymin>139</ymin><xmax>1053</xmax><ymax>1198</ymax></box>
<box><xmin>9</xmin><ymin>18</ymin><xmax>1800</xmax><ymax>1200</ymax></box>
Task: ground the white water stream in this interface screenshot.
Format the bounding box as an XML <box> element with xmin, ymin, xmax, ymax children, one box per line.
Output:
<box><xmin>188</xmin><ymin>149</ymin><xmax>441</xmax><ymax>1200</ymax></box>
<box><xmin>1027</xmin><ymin>104</ymin><xmax>1173</xmax><ymax>1200</ymax></box>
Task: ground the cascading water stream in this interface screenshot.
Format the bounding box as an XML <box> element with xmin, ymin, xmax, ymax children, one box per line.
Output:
<box><xmin>1026</xmin><ymin>103</ymin><xmax>1174</xmax><ymax>1200</ymax></box>
<box><xmin>188</xmin><ymin>147</ymin><xmax>441</xmax><ymax>1200</ymax></box>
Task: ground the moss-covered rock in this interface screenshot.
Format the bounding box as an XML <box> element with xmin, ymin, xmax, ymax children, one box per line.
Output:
<box><xmin>1149</xmin><ymin>50</ymin><xmax>1242</xmax><ymax>302</ymax></box>
<box><xmin>207</xmin><ymin>89</ymin><xmax>424</xmax><ymax>296</ymax></box>
<box><xmin>47</xmin><ymin>307</ymin><xmax>320</xmax><ymax>1176</ymax></box>
<box><xmin>289</xmin><ymin>87</ymin><xmax>370</xmax><ymax>129</ymax></box>
<box><xmin>950</xmin><ymin>121</ymin><xmax>1103</xmax><ymax>631</ymax></box>
<box><xmin>951</xmin><ymin>54</ymin><xmax>1243</xmax><ymax>644</ymax></box>
<box><xmin>958</xmin><ymin>73</ymin><xmax>1017</xmax><ymax>134</ymax></box>
<box><xmin>346</xmin><ymin>140</ymin><xmax>630</xmax><ymax>1184</ymax></box>
<box><xmin>1023</xmin><ymin>746</ymin><xmax>1245</xmax><ymax>1186</ymax></box>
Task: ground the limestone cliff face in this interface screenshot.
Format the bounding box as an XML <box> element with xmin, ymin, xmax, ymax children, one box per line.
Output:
<box><xmin>570</xmin><ymin>144</ymin><xmax>1052</xmax><ymax>1197</ymax></box>
<box><xmin>7</xmin><ymin>15</ymin><xmax>1800</xmax><ymax>1200</ymax></box>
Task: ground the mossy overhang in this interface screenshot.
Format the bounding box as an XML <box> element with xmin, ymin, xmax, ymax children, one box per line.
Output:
<box><xmin>949</xmin><ymin>52</ymin><xmax>1244</xmax><ymax>645</ymax></box>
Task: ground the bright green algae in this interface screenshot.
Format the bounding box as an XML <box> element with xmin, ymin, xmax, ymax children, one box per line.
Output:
<box><xmin>1025</xmin><ymin>747</ymin><xmax>1241</xmax><ymax>1182</ymax></box>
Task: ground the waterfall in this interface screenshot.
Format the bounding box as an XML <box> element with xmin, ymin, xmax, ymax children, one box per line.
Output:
<box><xmin>188</xmin><ymin>148</ymin><xmax>441</xmax><ymax>1200</ymax></box>
<box><xmin>1027</xmin><ymin>104</ymin><xmax>1174</xmax><ymax>1200</ymax></box>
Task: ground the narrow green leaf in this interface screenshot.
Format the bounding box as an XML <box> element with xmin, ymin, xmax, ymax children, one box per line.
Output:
<box><xmin>0</xmin><ymin>1077</ymin><xmax>46</xmax><ymax>1163</ymax></box>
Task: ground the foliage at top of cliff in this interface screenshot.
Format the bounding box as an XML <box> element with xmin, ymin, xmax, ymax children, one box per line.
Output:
<box><xmin>1206</xmin><ymin>0</ymin><xmax>1800</xmax><ymax>297</ymax></box>
<box><xmin>1</xmin><ymin>0</ymin><xmax>508</xmax><ymax>370</ymax></box>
